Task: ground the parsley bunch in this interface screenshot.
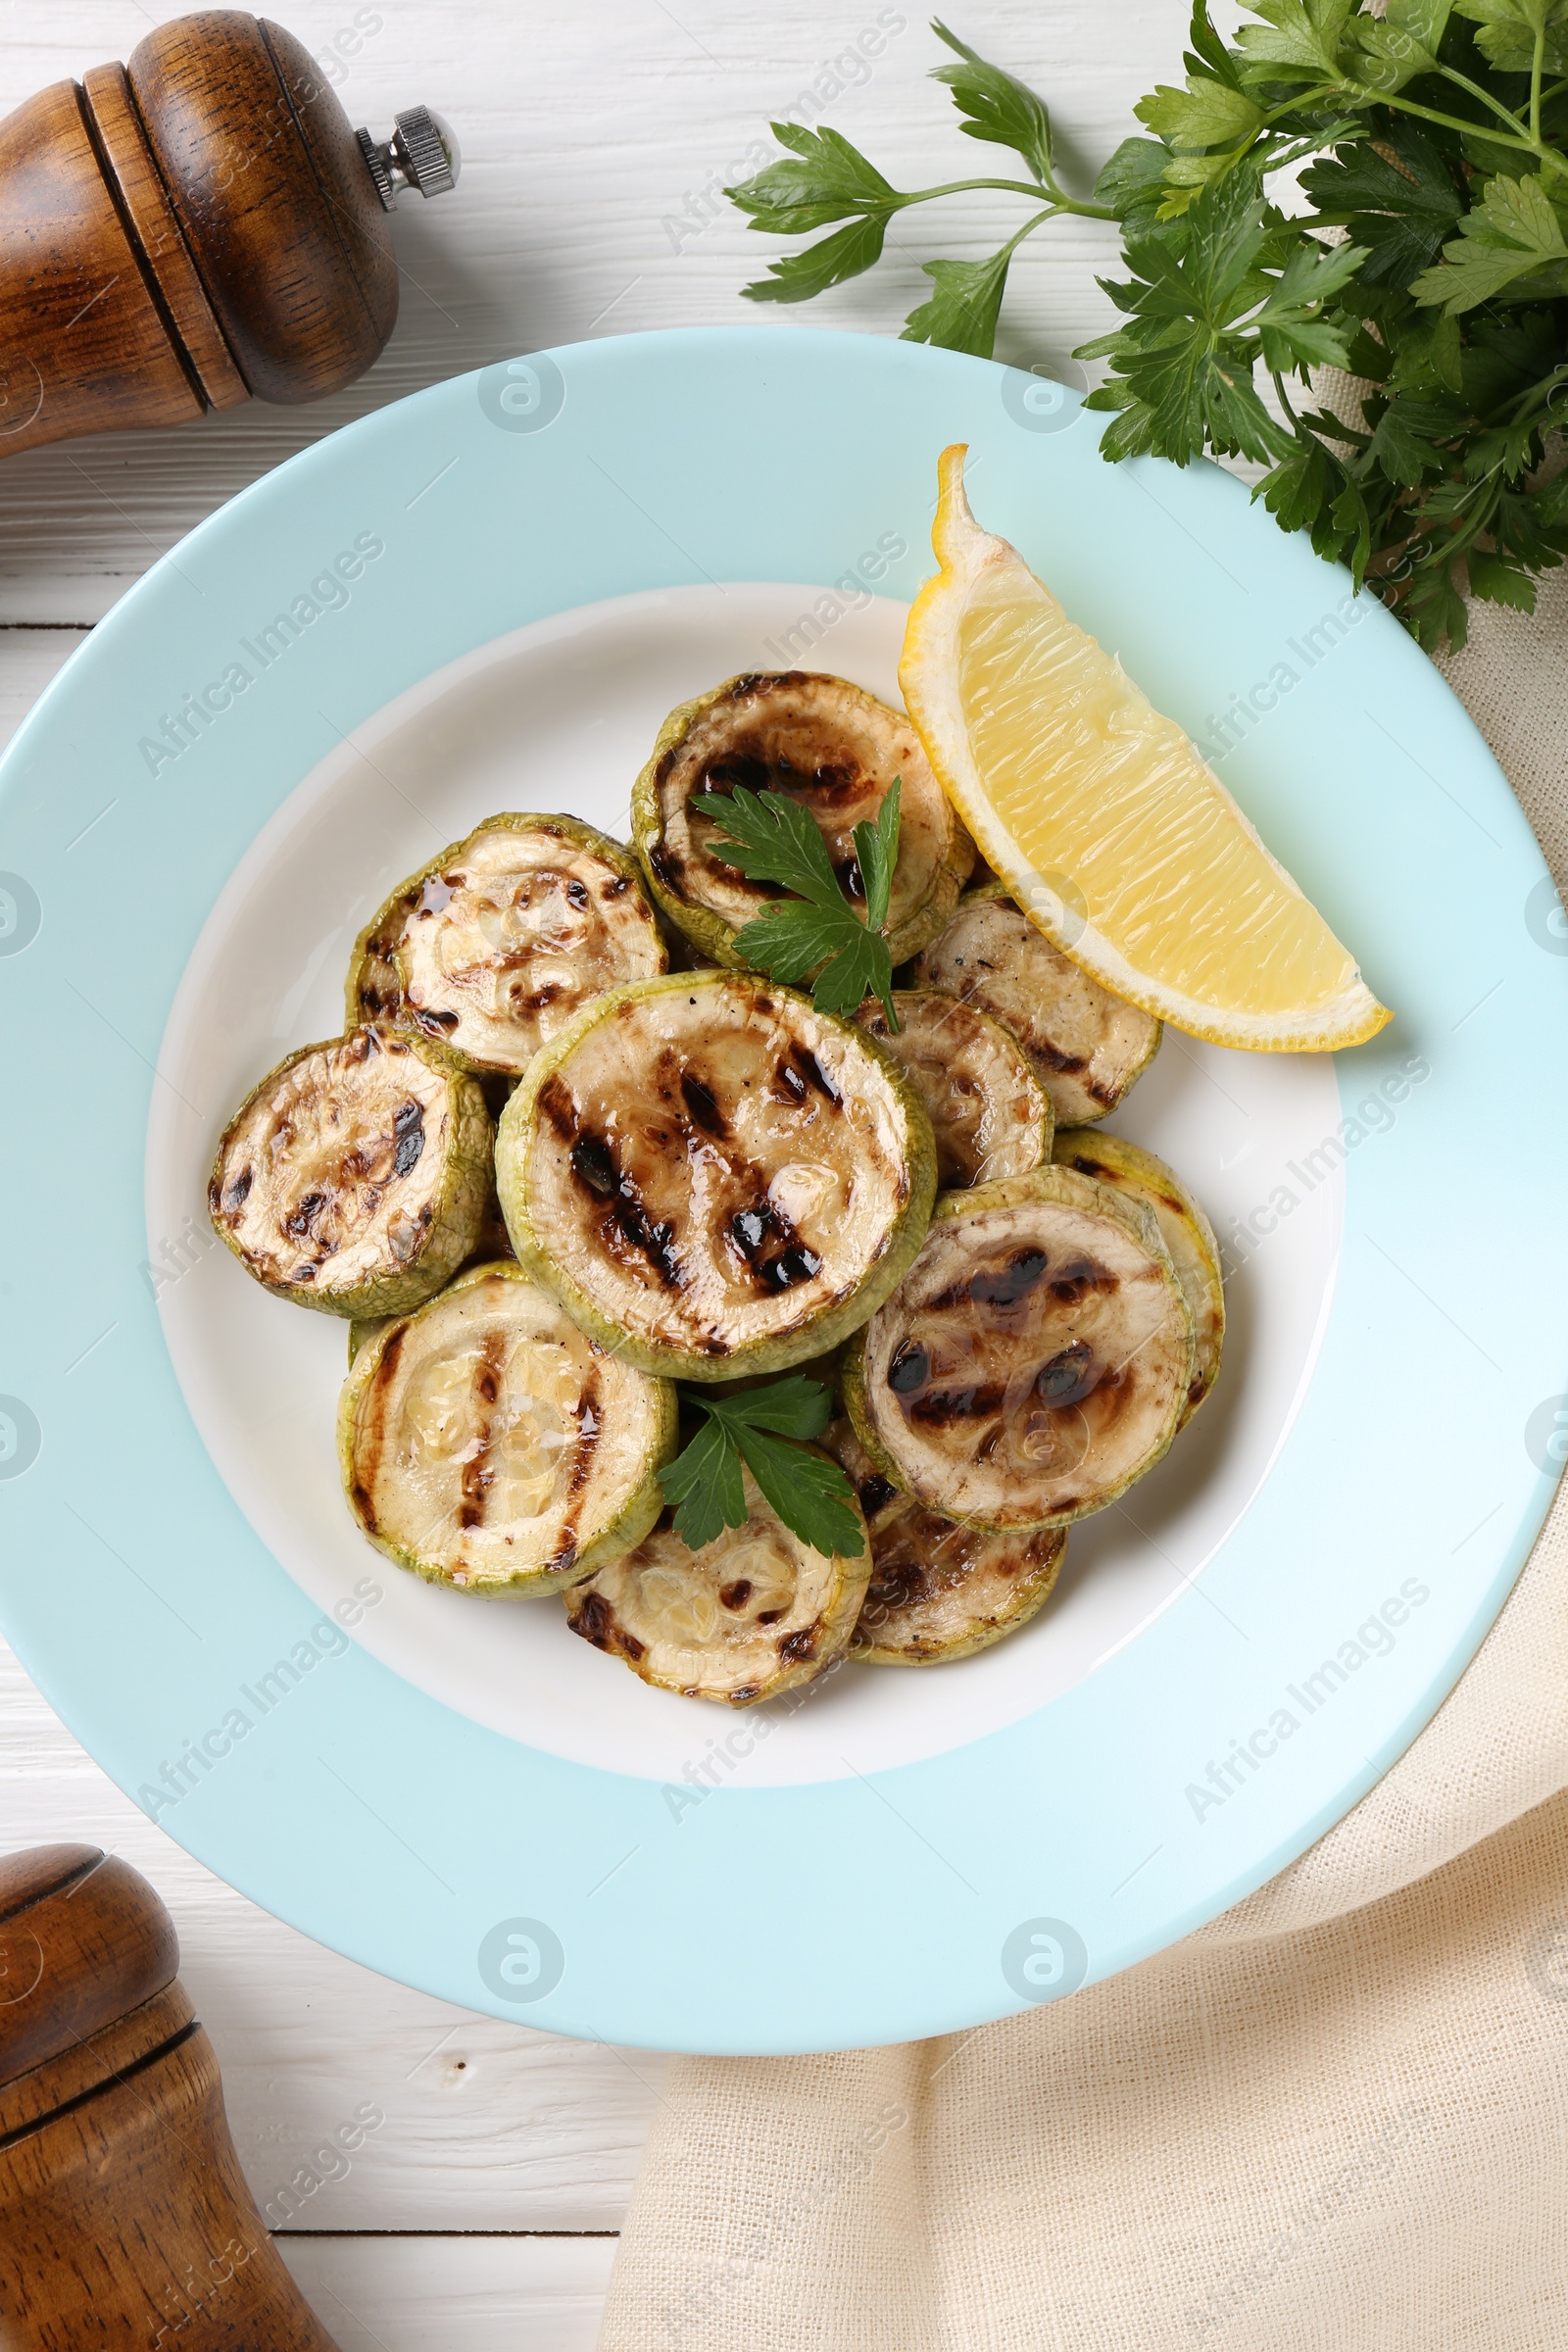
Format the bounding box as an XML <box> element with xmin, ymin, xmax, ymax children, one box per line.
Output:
<box><xmin>661</xmin><ymin>1375</ymin><xmax>864</xmax><ymax>1557</ymax></box>
<box><xmin>725</xmin><ymin>6</ymin><xmax>1568</xmax><ymax>651</ymax></box>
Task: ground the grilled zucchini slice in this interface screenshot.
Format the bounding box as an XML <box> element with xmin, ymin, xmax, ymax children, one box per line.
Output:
<box><xmin>1053</xmin><ymin>1129</ymin><xmax>1224</xmax><ymax>1424</ymax></box>
<box><xmin>496</xmin><ymin>970</ymin><xmax>937</xmax><ymax>1381</ymax></box>
<box><xmin>631</xmin><ymin>671</ymin><xmax>973</xmax><ymax>968</ymax></box>
<box><xmin>346</xmin><ymin>812</ymin><xmax>664</xmax><ymax>1070</ymax></box>
<box><xmin>855</xmin><ymin>990</ymin><xmax>1052</xmax><ymax>1188</ymax></box>
<box><xmin>210</xmin><ymin>1025</ymin><xmax>491</xmax><ymax>1319</ymax></box>
<box><xmin>911</xmin><ymin>880</ymin><xmax>1161</xmax><ymax>1126</ymax></box>
<box><xmin>825</xmin><ymin>1421</ymin><xmax>1065</xmax><ymax>1663</ymax></box>
<box><xmin>338</xmin><ymin>1261</ymin><xmax>676</xmax><ymax>1593</ymax></box>
<box><xmin>843</xmin><ymin>1165</ymin><xmax>1194</xmax><ymax>1532</ymax></box>
<box><xmin>563</xmin><ymin>1459</ymin><xmax>870</xmax><ymax>1705</ymax></box>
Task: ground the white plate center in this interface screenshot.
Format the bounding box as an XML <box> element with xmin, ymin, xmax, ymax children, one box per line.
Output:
<box><xmin>148</xmin><ymin>586</ymin><xmax>1342</xmax><ymax>1787</ymax></box>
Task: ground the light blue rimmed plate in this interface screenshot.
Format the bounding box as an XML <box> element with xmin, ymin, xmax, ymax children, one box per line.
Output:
<box><xmin>2</xmin><ymin>326</ymin><xmax>1564</xmax><ymax>2055</ymax></box>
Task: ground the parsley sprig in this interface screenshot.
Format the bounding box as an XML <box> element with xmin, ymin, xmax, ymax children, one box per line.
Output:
<box><xmin>705</xmin><ymin>777</ymin><xmax>904</xmax><ymax>1029</ymax></box>
<box><xmin>724</xmin><ymin>6</ymin><xmax>1568</xmax><ymax>652</ymax></box>
<box><xmin>660</xmin><ymin>1376</ymin><xmax>864</xmax><ymax>1558</ymax></box>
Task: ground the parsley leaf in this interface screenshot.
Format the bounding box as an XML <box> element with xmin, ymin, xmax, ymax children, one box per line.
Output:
<box><xmin>1411</xmin><ymin>172</ymin><xmax>1568</xmax><ymax>313</ymax></box>
<box><xmin>727</xmin><ymin>122</ymin><xmax>899</xmax><ymax>235</ymax></box>
<box><xmin>727</xmin><ymin>124</ymin><xmax>899</xmax><ymax>304</ymax></box>
<box><xmin>929</xmin><ymin>19</ymin><xmax>1054</xmax><ymax>182</ymax></box>
<box><xmin>707</xmin><ymin>782</ymin><xmax>902</xmax><ymax>1028</ymax></box>
<box><xmin>661</xmin><ymin>1379</ymin><xmax>864</xmax><ymax>1559</ymax></box>
<box><xmin>659</xmin><ymin>1412</ymin><xmax>745</xmax><ymax>1551</ymax></box>
<box><xmin>903</xmin><ymin>248</ymin><xmax>1016</xmax><ymax>354</ymax></box>
<box><xmin>855</xmin><ymin>777</ymin><xmax>901</xmax><ymax>936</ymax></box>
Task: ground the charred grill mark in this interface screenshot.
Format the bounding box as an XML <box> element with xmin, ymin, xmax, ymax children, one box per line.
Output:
<box><xmin>778</xmin><ymin>1625</ymin><xmax>817</xmax><ymax>1663</ymax></box>
<box><xmin>567</xmin><ymin>1376</ymin><xmax>602</xmax><ymax>1503</ymax></box>
<box><xmin>793</xmin><ymin>1049</ymin><xmax>840</xmax><ymax>1106</ymax></box>
<box><xmin>353</xmin><ymin>1326</ymin><xmax>405</xmax><ymax>1531</ymax></box>
<box><xmin>766</xmin><ymin>1244</ymin><xmax>823</xmax><ymax>1291</ymax></box>
<box><xmin>602</xmin><ymin>874</ymin><xmax>631</xmax><ymax>899</ymax></box>
<box><xmin>755</xmin><ymin>1611</ymin><xmax>784</xmax><ymax>1628</ymax></box>
<box><xmin>679</xmin><ymin>1071</ymin><xmax>726</xmax><ymax>1137</ymax></box>
<box><xmin>548</xmin><ymin>1532</ymin><xmax>579</xmax><ymax>1579</ymax></box>
<box><xmin>719</xmin><ymin>1579</ymin><xmax>753</xmax><ymax>1611</ymax></box>
<box><xmin>908</xmin><ymin>1381</ymin><xmax>1006</xmax><ymax>1425</ymax></box>
<box><xmin>867</xmin><ymin>1554</ymin><xmax>931</xmax><ymax>1611</ymax></box>
<box><xmin>649</xmin><ymin>843</ymin><xmax>680</xmax><ymax>891</ymax></box>
<box><xmin>220</xmin><ymin>1165</ymin><xmax>252</xmax><ymax>1215</ymax></box>
<box><xmin>1030</xmin><ymin>1038</ymin><xmax>1091</xmax><ymax>1079</ymax></box>
<box><xmin>927</xmin><ymin>1249</ymin><xmax>1051</xmax><ymax>1313</ymax></box>
<box><xmin>536</xmin><ymin>1075</ymin><xmax>577</xmax><ymax>1142</ymax></box>
<box><xmin>391</xmin><ymin>1098</ymin><xmax>425</xmax><ymax>1179</ymax></box>
<box><xmin>573</xmin><ymin>1589</ymin><xmax>615</xmax><ymax>1648</ymax></box>
<box><xmin>887</xmin><ymin>1341</ymin><xmax>929</xmax><ymax>1396</ymax></box>
<box><xmin>1037</xmin><ymin>1342</ymin><xmax>1097</xmax><ymax>1405</ymax></box>
<box><xmin>564</xmin><ymin>876</ymin><xmax>590</xmax><ymax>910</ymax></box>
<box><xmin>509</xmin><ymin>982</ymin><xmax>567</xmax><ymax>1019</ymax></box>
<box><xmin>282</xmin><ymin>1190</ymin><xmax>327</xmax><ymax>1238</ymax></box>
<box><xmin>857</xmin><ymin>1473</ymin><xmax>898</xmax><ymax>1518</ymax></box>
<box><xmin>1068</xmin><ymin>1154</ymin><xmax>1109</xmax><ymax>1181</ymax></box>
<box><xmin>771</xmin><ymin>1058</ymin><xmax>807</xmax><ymax>1106</ymax></box>
<box><xmin>570</xmin><ymin>1130</ymin><xmax>686</xmax><ymax>1289</ymax></box>
<box><xmin>611</xmin><ymin>1194</ymin><xmax>684</xmax><ymax>1288</ymax></box>
<box><xmin>834</xmin><ymin>855</ymin><xmax>865</xmax><ymax>904</ymax></box>
<box><xmin>725</xmin><ymin>1200</ymin><xmax>822</xmax><ymax>1296</ymax></box>
<box><xmin>409</xmin><ymin>1004</ymin><xmax>462</xmax><ymax>1037</ymax></box>
<box><xmin>1051</xmin><ymin>1256</ymin><xmax>1115</xmax><ymax>1304</ymax></box>
<box><xmin>571</xmin><ymin>1136</ymin><xmax>617</xmax><ymax>1197</ymax></box>
<box><xmin>458</xmin><ymin>1330</ymin><xmax>506</xmax><ymax>1531</ymax></box>
<box><xmin>730</xmin><ymin>1683</ymin><xmax>762</xmax><ymax>1702</ymax></box>
<box><xmin>698</xmin><ymin>752</ymin><xmax>773</xmax><ymax>797</ymax></box>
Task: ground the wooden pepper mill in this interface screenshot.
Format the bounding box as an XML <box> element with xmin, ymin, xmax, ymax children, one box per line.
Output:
<box><xmin>0</xmin><ymin>9</ymin><xmax>459</xmax><ymax>458</ymax></box>
<box><xmin>0</xmin><ymin>1842</ymin><xmax>342</xmax><ymax>2350</ymax></box>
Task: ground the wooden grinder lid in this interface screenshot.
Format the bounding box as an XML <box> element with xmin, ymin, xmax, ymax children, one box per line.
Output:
<box><xmin>0</xmin><ymin>1844</ymin><xmax>178</xmax><ymax>2091</ymax></box>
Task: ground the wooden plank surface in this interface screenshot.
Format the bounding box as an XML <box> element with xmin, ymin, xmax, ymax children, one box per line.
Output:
<box><xmin>0</xmin><ymin>1</ymin><xmax>1200</xmax><ymax>2335</ymax></box>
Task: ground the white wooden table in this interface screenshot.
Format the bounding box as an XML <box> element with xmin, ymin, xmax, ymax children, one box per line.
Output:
<box><xmin>0</xmin><ymin>3</ymin><xmax>1197</xmax><ymax>2338</ymax></box>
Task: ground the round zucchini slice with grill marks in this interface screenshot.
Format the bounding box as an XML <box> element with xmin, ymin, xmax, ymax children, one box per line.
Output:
<box><xmin>1053</xmin><ymin>1128</ymin><xmax>1224</xmax><ymax>1424</ymax></box>
<box><xmin>346</xmin><ymin>812</ymin><xmax>664</xmax><ymax>1069</ymax></box>
<box><xmin>563</xmin><ymin>1459</ymin><xmax>870</xmax><ymax>1705</ymax></box>
<box><xmin>843</xmin><ymin>1165</ymin><xmax>1195</xmax><ymax>1532</ymax></box>
<box><xmin>339</xmin><ymin>1261</ymin><xmax>676</xmax><ymax>1593</ymax></box>
<box><xmin>210</xmin><ymin>1025</ymin><xmax>492</xmax><ymax>1319</ymax></box>
<box><xmin>496</xmin><ymin>970</ymin><xmax>937</xmax><ymax>1381</ymax></box>
<box><xmin>825</xmin><ymin>1421</ymin><xmax>1065</xmax><ymax>1663</ymax></box>
<box><xmin>631</xmin><ymin>671</ymin><xmax>973</xmax><ymax>968</ymax></box>
<box><xmin>855</xmin><ymin>989</ymin><xmax>1052</xmax><ymax>1188</ymax></box>
<box><xmin>911</xmin><ymin>880</ymin><xmax>1161</xmax><ymax>1126</ymax></box>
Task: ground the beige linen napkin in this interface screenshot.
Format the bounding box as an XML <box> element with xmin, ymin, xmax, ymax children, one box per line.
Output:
<box><xmin>597</xmin><ymin>573</ymin><xmax>1568</xmax><ymax>2352</ymax></box>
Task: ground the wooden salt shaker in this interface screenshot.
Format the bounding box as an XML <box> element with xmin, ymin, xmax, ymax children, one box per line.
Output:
<box><xmin>0</xmin><ymin>1842</ymin><xmax>341</xmax><ymax>2349</ymax></box>
<box><xmin>0</xmin><ymin>9</ymin><xmax>459</xmax><ymax>458</ymax></box>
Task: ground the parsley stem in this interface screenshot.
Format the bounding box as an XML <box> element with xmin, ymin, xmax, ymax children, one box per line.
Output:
<box><xmin>1269</xmin><ymin>370</ymin><xmax>1302</xmax><ymax>430</ymax></box>
<box><xmin>1532</xmin><ymin>19</ymin><xmax>1547</xmax><ymax>143</ymax></box>
<box><xmin>1433</xmin><ymin>61</ymin><xmax>1532</xmax><ymax>144</ymax></box>
<box><xmin>1373</xmin><ymin>85</ymin><xmax>1564</xmax><ymax>175</ymax></box>
<box><xmin>892</xmin><ymin>175</ymin><xmax>1114</xmax><ymax>220</ymax></box>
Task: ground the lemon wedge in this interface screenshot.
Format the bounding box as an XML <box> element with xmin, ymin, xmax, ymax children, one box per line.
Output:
<box><xmin>898</xmin><ymin>446</ymin><xmax>1391</xmax><ymax>1053</ymax></box>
